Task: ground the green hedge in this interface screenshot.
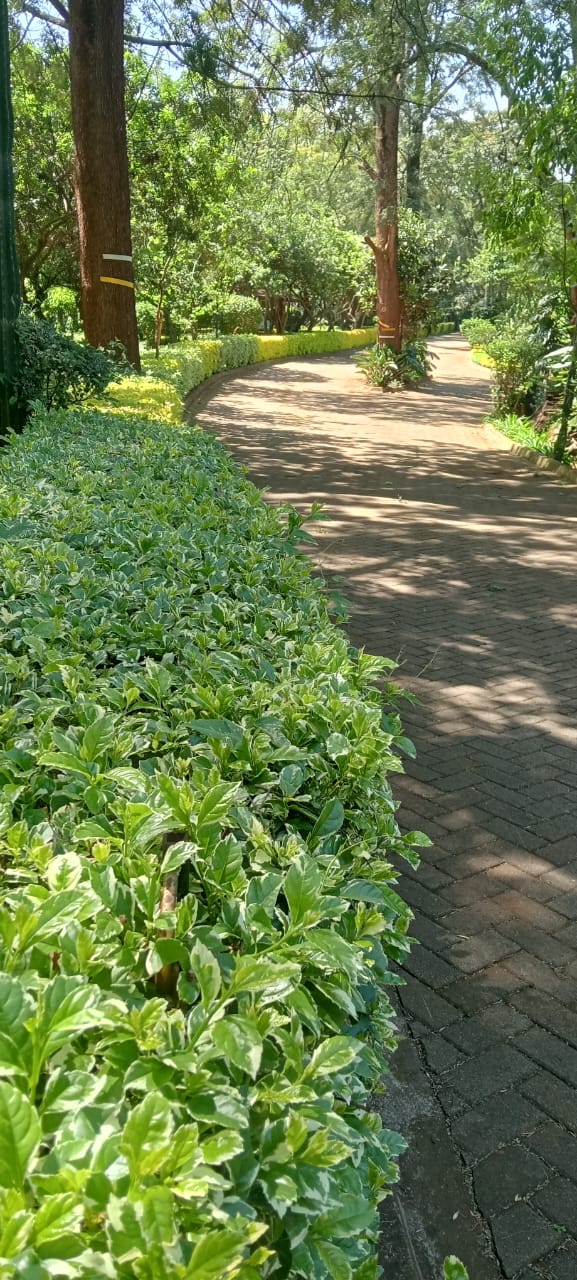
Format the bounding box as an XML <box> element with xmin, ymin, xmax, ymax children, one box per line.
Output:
<box><xmin>141</xmin><ymin>327</ymin><xmax>377</xmax><ymax>399</ymax></box>
<box><xmin>0</xmin><ymin>382</ymin><xmax>423</xmax><ymax>1276</ymax></box>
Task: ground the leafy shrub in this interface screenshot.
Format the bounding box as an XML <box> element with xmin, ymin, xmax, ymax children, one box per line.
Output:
<box><xmin>42</xmin><ymin>285</ymin><xmax>79</xmax><ymax>335</ymax></box>
<box><xmin>486</xmin><ymin>324</ymin><xmax>545</xmax><ymax>414</ymax></box>
<box><xmin>98</xmin><ymin>373</ymin><xmax>183</xmax><ymax>423</ymax></box>
<box><xmin>136</xmin><ymin>297</ymin><xmax>159</xmax><ymax>347</ymax></box>
<box><xmin>489</xmin><ymin>411</ymin><xmax>574</xmax><ymax>465</ymax></box>
<box><xmin>13</xmin><ymin>311</ymin><xmax>115</xmax><ymax>416</ymax></box>
<box><xmin>0</xmin><ymin>392</ymin><xmax>423</xmax><ymax>1278</ymax></box>
<box><xmin>356</xmin><ymin>339</ymin><xmax>434</xmax><ymax>389</ymax></box>
<box><xmin>255</xmin><ymin>328</ymin><xmax>376</xmax><ymax>360</ymax></box>
<box><xmin>144</xmin><ymin>328</ymin><xmax>377</xmax><ymax>400</ymax></box>
<box><xmin>460</xmin><ymin>318</ymin><xmax>498</xmax><ymax>349</ymax></box>
<box><xmin>219</xmin><ymin>333</ymin><xmax>259</xmax><ymax>369</ymax></box>
<box><xmin>356</xmin><ymin>343</ymin><xmax>402</xmax><ymax>387</ymax></box>
<box><xmin>218</xmin><ymin>293</ymin><xmax>264</xmax><ymax>334</ymax></box>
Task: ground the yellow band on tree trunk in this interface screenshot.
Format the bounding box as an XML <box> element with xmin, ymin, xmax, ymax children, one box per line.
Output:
<box><xmin>99</xmin><ymin>276</ymin><xmax>135</xmax><ymax>289</ymax></box>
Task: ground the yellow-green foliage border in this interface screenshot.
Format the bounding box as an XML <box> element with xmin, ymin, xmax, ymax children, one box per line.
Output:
<box><xmin>98</xmin><ymin>327</ymin><xmax>377</xmax><ymax>423</ymax></box>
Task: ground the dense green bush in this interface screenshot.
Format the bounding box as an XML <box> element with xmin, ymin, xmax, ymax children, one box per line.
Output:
<box><xmin>13</xmin><ymin>311</ymin><xmax>115</xmax><ymax>416</ymax></box>
<box><xmin>220</xmin><ymin>333</ymin><xmax>259</xmax><ymax>368</ymax></box>
<box><xmin>136</xmin><ymin>298</ymin><xmax>159</xmax><ymax>347</ymax></box>
<box><xmin>356</xmin><ymin>339</ymin><xmax>435</xmax><ymax>389</ymax></box>
<box><xmin>460</xmin><ymin>317</ymin><xmax>498</xmax><ymax>348</ymax></box>
<box><xmin>219</xmin><ymin>293</ymin><xmax>264</xmax><ymax>334</ymax></box>
<box><xmin>0</xmin><ymin>397</ymin><xmax>422</xmax><ymax>1278</ymax></box>
<box><xmin>485</xmin><ymin>324</ymin><xmax>545</xmax><ymax>414</ymax></box>
<box><xmin>42</xmin><ymin>285</ymin><xmax>79</xmax><ymax>335</ymax></box>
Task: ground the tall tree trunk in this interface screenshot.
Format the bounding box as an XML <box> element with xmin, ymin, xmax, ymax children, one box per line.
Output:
<box><xmin>405</xmin><ymin>60</ymin><xmax>427</xmax><ymax>212</ymax></box>
<box><xmin>0</xmin><ymin>0</ymin><xmax>20</xmax><ymax>435</ymax></box>
<box><xmin>365</xmin><ymin>83</ymin><xmax>402</xmax><ymax>352</ymax></box>
<box><xmin>68</xmin><ymin>0</ymin><xmax>140</xmax><ymax>368</ymax></box>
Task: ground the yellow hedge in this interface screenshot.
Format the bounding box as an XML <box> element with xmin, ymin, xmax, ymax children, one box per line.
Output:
<box><xmin>94</xmin><ymin>375</ymin><xmax>182</xmax><ymax>424</ymax></box>
<box><xmin>96</xmin><ymin>328</ymin><xmax>377</xmax><ymax>423</ymax></box>
<box><xmin>255</xmin><ymin>328</ymin><xmax>376</xmax><ymax>361</ymax></box>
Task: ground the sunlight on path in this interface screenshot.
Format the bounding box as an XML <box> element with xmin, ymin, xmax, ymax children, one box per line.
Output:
<box><xmin>196</xmin><ymin>336</ymin><xmax>577</xmax><ymax>1280</ymax></box>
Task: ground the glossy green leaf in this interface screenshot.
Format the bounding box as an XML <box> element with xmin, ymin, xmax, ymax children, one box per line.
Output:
<box><xmin>213</xmin><ymin>1015</ymin><xmax>263</xmax><ymax>1079</ymax></box>
<box><xmin>0</xmin><ymin>1082</ymin><xmax>41</xmax><ymax>1188</ymax></box>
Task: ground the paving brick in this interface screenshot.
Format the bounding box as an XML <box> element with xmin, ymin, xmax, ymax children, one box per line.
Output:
<box><xmin>396</xmin><ymin>879</ymin><xmax>451</xmax><ymax>920</ymax></box>
<box><xmin>487</xmin><ymin>862</ymin><xmax>557</xmax><ymax>902</ymax></box>
<box><xmin>510</xmin><ymin>989</ymin><xmax>577</xmax><ymax>1051</ymax></box>
<box><xmin>442</xmin><ymin>849</ymin><xmax>503</xmax><ymax>878</ymax></box>
<box><xmin>420</xmin><ymin>1032</ymin><xmax>464</xmax><ymax>1075</ymax></box>
<box><xmin>557</xmin><ymin>923</ymin><xmax>577</xmax><ymax>950</ymax></box>
<box><xmin>548</xmin><ymin>891</ymin><xmax>577</xmax><ymax>920</ymax></box>
<box><xmin>491</xmin><ymin>1202</ymin><xmax>560</xmax><ymax>1277</ymax></box>
<box><xmin>542</xmin><ymin>863</ymin><xmax>577</xmax><ymax>894</ymax></box>
<box><xmin>441</xmin><ymin>827</ymin><xmax>502</xmax><ymax>855</ymax></box>
<box><xmin>483</xmin><ymin>815</ymin><xmax>543</xmax><ymax>852</ymax></box>
<box><xmin>444</xmin><ymin>1044</ymin><xmax>534</xmax><ymax>1103</ymax></box>
<box><xmin>404</xmin><ymin>861</ymin><xmax>454</xmax><ymax>891</ymax></box>
<box><xmin>444</xmin><ymin>962</ymin><xmax>527</xmax><ymax>1013</ymax></box>
<box><xmin>441</xmin><ymin>871</ymin><xmax>508</xmax><ymax>908</ymax></box>
<box><xmin>402</xmin><ymin>943</ymin><xmax>458</xmax><ymax>989</ymax></box>
<box><xmin>502</xmin><ymin>952</ymin><xmax>577</xmax><ymax>1006</ymax></box>
<box><xmin>497</xmin><ymin>850</ymin><xmax>558</xmax><ymax>878</ymax></box>
<box><xmin>445</xmin><ymin>1003</ymin><xmax>531</xmax><ymax>1056</ymax></box>
<box><xmin>472</xmin><ymin>1145</ymin><xmax>549</xmax><ymax>1216</ymax></box>
<box><xmin>494</xmin><ymin>920</ymin><xmax>577</xmax><ymax>967</ymax></box>
<box><xmin>445</xmin><ymin>928</ymin><xmax>519</xmax><ymax>974</ymax></box>
<box><xmin>516</xmin><ymin>1027</ymin><xmax>577</xmax><ymax>1090</ymax></box>
<box><xmin>409</xmin><ymin>911</ymin><xmax>455</xmax><ymax>954</ymax></box>
<box><xmin>544</xmin><ymin>1241</ymin><xmax>577</xmax><ymax>1279</ymax></box>
<box><xmin>451</xmin><ymin>1092</ymin><xmax>543</xmax><ymax>1162</ymax></box>
<box><xmin>526</xmin><ymin>1122</ymin><xmax>577</xmax><ymax>1183</ymax></box>
<box><xmin>397</xmin><ymin>975</ymin><xmax>461</xmax><ymax>1030</ymax></box>
<box><xmin>530</xmin><ymin>814</ymin><xmax>577</xmax><ymax>843</ymax></box>
<box><xmin>435</xmin><ymin>1083</ymin><xmax>469</xmax><ymax>1118</ymax></box>
<box><xmin>490</xmin><ymin>891</ymin><xmax>567</xmax><ymax>933</ymax></box>
<box><xmin>544</xmin><ymin>837</ymin><xmax>577</xmax><ymax>867</ymax></box>
<box><xmin>437</xmin><ymin>806</ymin><xmax>488</xmax><ymax>831</ymax></box>
<box><xmin>532</xmin><ymin>1176</ymin><xmax>577</xmax><ymax>1235</ymax></box>
<box><xmin>522</xmin><ymin>1071</ymin><xmax>577</xmax><ymax>1134</ymax></box>
<box><xmin>440</xmin><ymin>898</ymin><xmax>515</xmax><ymax>935</ymax></box>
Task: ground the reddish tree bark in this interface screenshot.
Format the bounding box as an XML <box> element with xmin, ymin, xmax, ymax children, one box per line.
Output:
<box><xmin>365</xmin><ymin>83</ymin><xmax>402</xmax><ymax>353</ymax></box>
<box><xmin>68</xmin><ymin>0</ymin><xmax>140</xmax><ymax>367</ymax></box>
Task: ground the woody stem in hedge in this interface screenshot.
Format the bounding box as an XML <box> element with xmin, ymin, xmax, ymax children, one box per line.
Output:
<box><xmin>0</xmin><ymin>0</ymin><xmax>21</xmax><ymax>435</ymax></box>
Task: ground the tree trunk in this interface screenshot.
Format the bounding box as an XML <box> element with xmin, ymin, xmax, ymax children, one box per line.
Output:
<box><xmin>0</xmin><ymin>0</ymin><xmax>21</xmax><ymax>435</ymax></box>
<box><xmin>366</xmin><ymin>86</ymin><xmax>402</xmax><ymax>353</ymax></box>
<box><xmin>68</xmin><ymin>0</ymin><xmax>140</xmax><ymax>368</ymax></box>
<box><xmin>553</xmin><ymin>322</ymin><xmax>577</xmax><ymax>460</ymax></box>
<box><xmin>405</xmin><ymin>60</ymin><xmax>427</xmax><ymax>212</ymax></box>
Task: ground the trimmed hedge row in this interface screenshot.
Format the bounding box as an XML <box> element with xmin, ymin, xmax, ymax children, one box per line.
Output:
<box><xmin>0</xmin><ymin>369</ymin><xmax>424</xmax><ymax>1277</ymax></box>
<box><xmin>141</xmin><ymin>327</ymin><xmax>378</xmax><ymax>399</ymax></box>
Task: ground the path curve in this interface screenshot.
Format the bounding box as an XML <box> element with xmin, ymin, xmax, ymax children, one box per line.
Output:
<box><xmin>195</xmin><ymin>336</ymin><xmax>577</xmax><ymax>1280</ymax></box>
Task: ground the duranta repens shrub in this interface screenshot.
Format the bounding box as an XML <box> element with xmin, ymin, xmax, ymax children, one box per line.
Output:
<box><xmin>218</xmin><ymin>294</ymin><xmax>264</xmax><ymax>334</ymax></box>
<box><xmin>460</xmin><ymin>317</ymin><xmax>498</xmax><ymax>349</ymax></box>
<box><xmin>0</xmin><ymin>391</ymin><xmax>425</xmax><ymax>1278</ymax></box>
<box><xmin>13</xmin><ymin>311</ymin><xmax>116</xmax><ymax>417</ymax></box>
<box><xmin>486</xmin><ymin>324</ymin><xmax>546</xmax><ymax>415</ymax></box>
<box><xmin>143</xmin><ymin>327</ymin><xmax>377</xmax><ymax>400</ymax></box>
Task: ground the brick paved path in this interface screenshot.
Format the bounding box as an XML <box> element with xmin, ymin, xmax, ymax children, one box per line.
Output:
<box><xmin>195</xmin><ymin>336</ymin><xmax>577</xmax><ymax>1280</ymax></box>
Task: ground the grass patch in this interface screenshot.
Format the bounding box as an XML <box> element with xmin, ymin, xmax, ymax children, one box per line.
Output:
<box><xmin>489</xmin><ymin>412</ymin><xmax>575</xmax><ymax>466</ymax></box>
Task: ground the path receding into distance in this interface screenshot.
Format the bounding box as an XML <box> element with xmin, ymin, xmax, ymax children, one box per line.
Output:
<box><xmin>193</xmin><ymin>336</ymin><xmax>577</xmax><ymax>1280</ymax></box>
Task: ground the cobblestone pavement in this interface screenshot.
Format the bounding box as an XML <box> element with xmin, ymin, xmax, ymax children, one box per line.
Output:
<box><xmin>196</xmin><ymin>337</ymin><xmax>577</xmax><ymax>1279</ymax></box>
